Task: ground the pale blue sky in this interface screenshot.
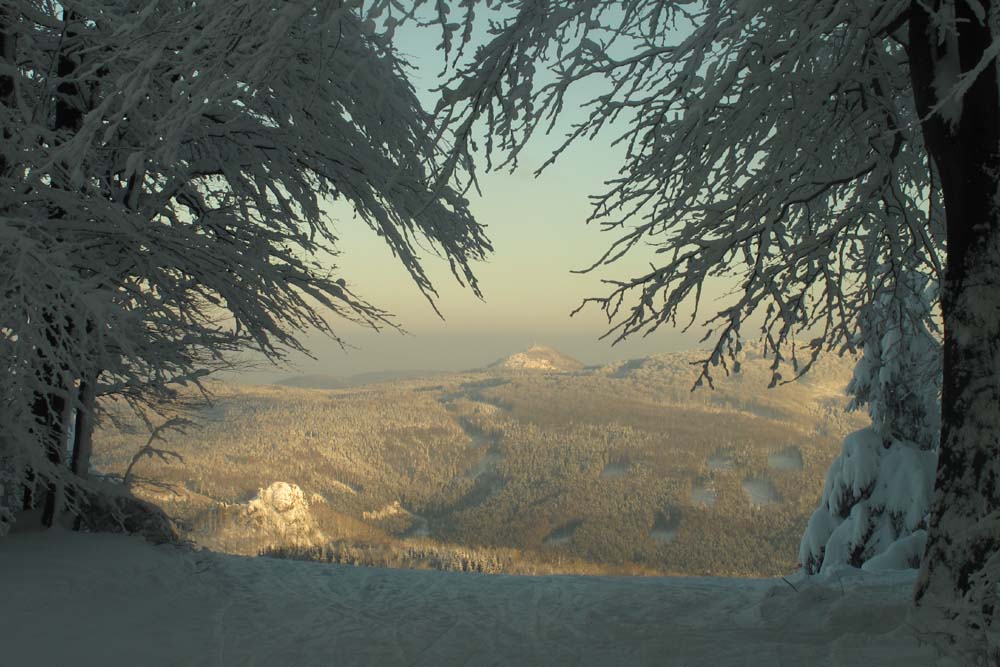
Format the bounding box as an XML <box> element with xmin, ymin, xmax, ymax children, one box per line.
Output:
<box><xmin>239</xmin><ymin>15</ymin><xmax>714</xmax><ymax>382</ymax></box>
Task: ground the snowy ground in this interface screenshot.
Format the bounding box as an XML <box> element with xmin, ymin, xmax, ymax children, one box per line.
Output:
<box><xmin>2</xmin><ymin>530</ymin><xmax>947</xmax><ymax>666</ymax></box>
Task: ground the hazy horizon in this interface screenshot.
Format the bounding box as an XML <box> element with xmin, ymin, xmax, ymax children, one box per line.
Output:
<box><xmin>227</xmin><ymin>22</ymin><xmax>726</xmax><ymax>385</ymax></box>
<box><xmin>229</xmin><ymin>328</ymin><xmax>712</xmax><ymax>384</ymax></box>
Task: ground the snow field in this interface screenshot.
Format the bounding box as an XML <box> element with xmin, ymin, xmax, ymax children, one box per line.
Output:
<box><xmin>1</xmin><ymin>530</ymin><xmax>947</xmax><ymax>666</ymax></box>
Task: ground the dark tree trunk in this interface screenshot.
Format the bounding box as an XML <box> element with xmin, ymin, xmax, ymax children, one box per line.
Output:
<box><xmin>909</xmin><ymin>0</ymin><xmax>1000</xmax><ymax>649</ymax></box>
<box><xmin>54</xmin><ymin>13</ymin><xmax>83</xmax><ymax>136</ymax></box>
<box><xmin>36</xmin><ymin>388</ymin><xmax>67</xmax><ymax>526</ymax></box>
<box><xmin>36</xmin><ymin>10</ymin><xmax>85</xmax><ymax>527</ymax></box>
<box><xmin>68</xmin><ymin>376</ymin><xmax>97</xmax><ymax>530</ymax></box>
<box><xmin>70</xmin><ymin>378</ymin><xmax>96</xmax><ymax>479</ymax></box>
<box><xmin>1</xmin><ymin>0</ymin><xmax>24</xmax><ymax>509</ymax></box>
<box><xmin>0</xmin><ymin>6</ymin><xmax>13</xmax><ymax>177</ymax></box>
<box><xmin>1</xmin><ymin>4</ymin><xmax>41</xmax><ymax>514</ymax></box>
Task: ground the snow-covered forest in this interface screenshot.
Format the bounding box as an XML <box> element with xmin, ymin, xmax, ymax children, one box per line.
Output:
<box><xmin>3</xmin><ymin>0</ymin><xmax>1000</xmax><ymax>664</ymax></box>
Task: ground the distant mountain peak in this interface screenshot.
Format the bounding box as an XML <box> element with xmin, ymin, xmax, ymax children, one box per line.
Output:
<box><xmin>490</xmin><ymin>345</ymin><xmax>584</xmax><ymax>372</ymax></box>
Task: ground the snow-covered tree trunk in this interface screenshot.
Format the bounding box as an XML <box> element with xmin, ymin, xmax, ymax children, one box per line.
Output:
<box><xmin>909</xmin><ymin>0</ymin><xmax>1000</xmax><ymax>654</ymax></box>
<box><xmin>14</xmin><ymin>5</ymin><xmax>75</xmax><ymax>516</ymax></box>
<box><xmin>0</xmin><ymin>1</ymin><xmax>19</xmax><ymax>532</ymax></box>
<box><xmin>36</xmin><ymin>10</ymin><xmax>86</xmax><ymax>527</ymax></box>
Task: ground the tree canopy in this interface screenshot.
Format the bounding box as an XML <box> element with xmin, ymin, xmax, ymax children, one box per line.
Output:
<box><xmin>421</xmin><ymin>0</ymin><xmax>942</xmax><ymax>382</ymax></box>
<box><xmin>4</xmin><ymin>0</ymin><xmax>1000</xmax><ymax>660</ymax></box>
<box><xmin>0</xmin><ymin>1</ymin><xmax>490</xmax><ymax>525</ymax></box>
<box><xmin>421</xmin><ymin>0</ymin><xmax>998</xmax><ymax>660</ymax></box>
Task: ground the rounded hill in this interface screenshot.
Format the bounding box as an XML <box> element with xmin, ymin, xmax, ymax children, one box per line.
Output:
<box><xmin>489</xmin><ymin>345</ymin><xmax>585</xmax><ymax>372</ymax></box>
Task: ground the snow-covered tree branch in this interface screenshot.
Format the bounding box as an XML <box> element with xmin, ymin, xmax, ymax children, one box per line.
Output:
<box><xmin>1</xmin><ymin>1</ymin><xmax>491</xmax><ymax>532</ymax></box>
<box><xmin>431</xmin><ymin>0</ymin><xmax>942</xmax><ymax>387</ymax></box>
<box><xmin>428</xmin><ymin>0</ymin><xmax>1000</xmax><ymax>659</ymax></box>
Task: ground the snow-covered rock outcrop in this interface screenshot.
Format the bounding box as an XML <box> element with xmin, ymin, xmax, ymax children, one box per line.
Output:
<box><xmin>202</xmin><ymin>481</ymin><xmax>325</xmax><ymax>554</ymax></box>
<box><xmin>243</xmin><ymin>482</ymin><xmax>323</xmax><ymax>544</ymax></box>
<box><xmin>362</xmin><ymin>500</ymin><xmax>408</xmax><ymax>521</ymax></box>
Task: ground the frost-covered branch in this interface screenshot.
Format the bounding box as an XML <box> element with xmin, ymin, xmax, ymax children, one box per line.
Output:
<box><xmin>1</xmin><ymin>0</ymin><xmax>492</xmax><ymax>529</ymax></box>
<box><xmin>433</xmin><ymin>0</ymin><xmax>942</xmax><ymax>386</ymax></box>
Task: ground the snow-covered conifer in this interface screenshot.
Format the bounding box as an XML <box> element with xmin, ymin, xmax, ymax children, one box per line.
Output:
<box><xmin>800</xmin><ymin>271</ymin><xmax>940</xmax><ymax>574</ymax></box>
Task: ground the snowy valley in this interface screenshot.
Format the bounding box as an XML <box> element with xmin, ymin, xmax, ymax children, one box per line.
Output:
<box><xmin>91</xmin><ymin>346</ymin><xmax>866</xmax><ymax>578</ymax></box>
<box><xmin>5</xmin><ymin>0</ymin><xmax>1000</xmax><ymax>663</ymax></box>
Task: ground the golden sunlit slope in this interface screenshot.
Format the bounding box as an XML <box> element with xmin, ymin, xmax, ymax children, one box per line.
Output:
<box><xmin>92</xmin><ymin>348</ymin><xmax>866</xmax><ymax>577</ymax></box>
<box><xmin>488</xmin><ymin>344</ymin><xmax>586</xmax><ymax>372</ymax></box>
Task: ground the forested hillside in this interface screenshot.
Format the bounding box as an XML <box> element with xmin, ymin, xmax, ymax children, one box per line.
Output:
<box><xmin>93</xmin><ymin>348</ymin><xmax>865</xmax><ymax>576</ymax></box>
